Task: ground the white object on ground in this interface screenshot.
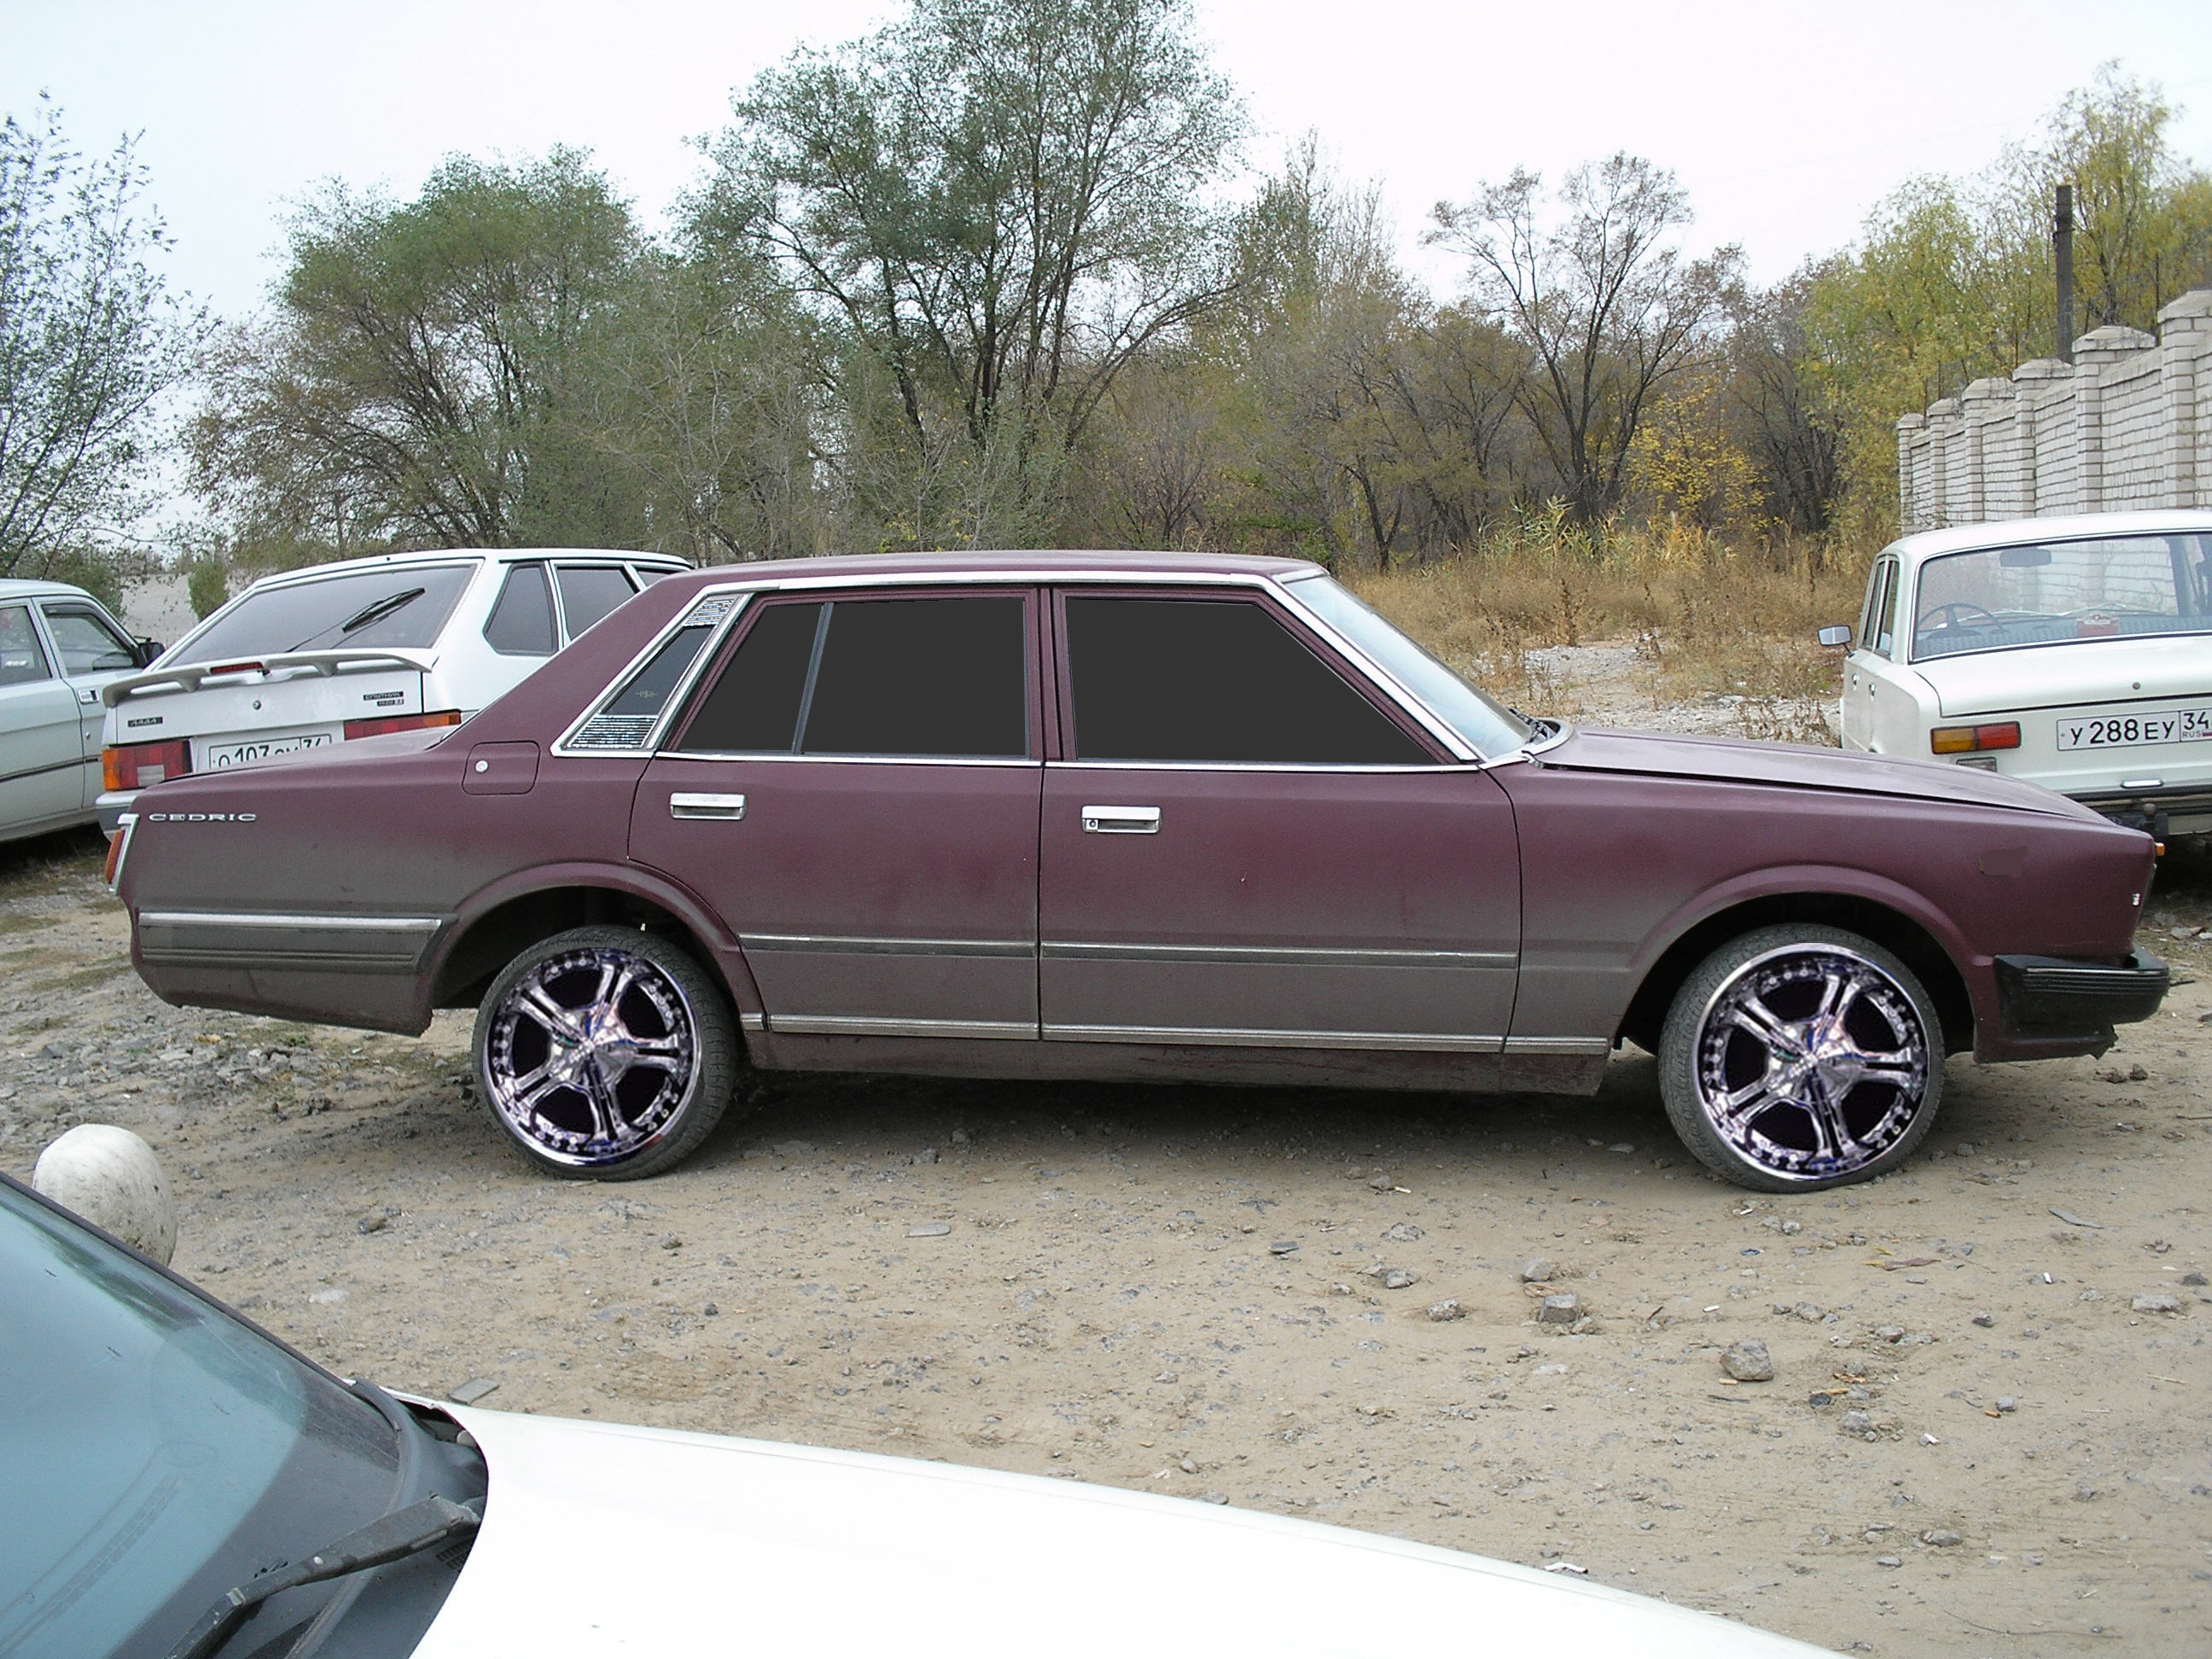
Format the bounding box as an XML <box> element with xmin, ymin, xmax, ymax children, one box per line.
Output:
<box><xmin>32</xmin><ymin>1124</ymin><xmax>177</xmax><ymax>1265</ymax></box>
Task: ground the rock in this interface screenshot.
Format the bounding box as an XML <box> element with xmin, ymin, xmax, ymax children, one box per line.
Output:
<box><xmin>1199</xmin><ymin>1491</ymin><xmax>1229</xmax><ymax>1505</ymax></box>
<box><xmin>1155</xmin><ymin>1371</ymin><xmax>1177</xmax><ymax>1384</ymax></box>
<box><xmin>1536</xmin><ymin>1292</ymin><xmax>1580</xmax><ymax>1324</ymax></box>
<box><xmin>1365</xmin><ymin>1174</ymin><xmax>1394</xmax><ymax>1191</ymax></box>
<box><xmin>1970</xmin><ymin>1310</ymin><xmax>1995</xmax><ymax>1328</ymax></box>
<box><xmin>2132</xmin><ymin>1292</ymin><xmax>2182</xmax><ymax>1313</ymax></box>
<box><xmin>911</xmin><ymin>1146</ymin><xmax>940</xmax><ymax>1165</ymax></box>
<box><xmin>32</xmin><ymin>1125</ymin><xmax>177</xmax><ymax>1265</ymax></box>
<box><xmin>1722</xmin><ymin>1339</ymin><xmax>1775</xmax><ymax>1382</ymax></box>
<box><xmin>2128</xmin><ymin>1063</ymin><xmax>2148</xmax><ymax>1081</ymax></box>
<box><xmin>1382</xmin><ymin>1223</ymin><xmax>1423</xmax><ymax>1243</ymax></box>
<box><xmin>1179</xmin><ymin>1455</ymin><xmax>1198</xmax><ymax>1474</ymax></box>
<box><xmin>1382</xmin><ymin>1268</ymin><xmax>1418</xmax><ymax>1289</ymax></box>
<box><xmin>2184</xmin><ymin>1272</ymin><xmax>2209</xmax><ymax>1287</ymax></box>
<box><xmin>448</xmin><ymin>1377</ymin><xmax>500</xmax><ymax>1406</ymax></box>
<box><xmin>1426</xmin><ymin>1299</ymin><xmax>1466</xmax><ymax>1322</ymax></box>
<box><xmin>1840</xmin><ymin>1410</ymin><xmax>1876</xmax><ymax>1438</ymax></box>
<box><xmin>906</xmin><ymin>1222</ymin><xmax>952</xmax><ymax>1238</ymax></box>
<box><xmin>701</xmin><ymin>1301</ymin><xmax>719</xmax><ymax>1317</ymax></box>
<box><xmin>1875</xmin><ymin>1554</ymin><xmax>1902</xmax><ymax>1569</ymax></box>
<box><xmin>949</xmin><ymin>1127</ymin><xmax>972</xmax><ymax>1145</ymax></box>
<box><xmin>357</xmin><ymin>1212</ymin><xmax>389</xmax><ymax>1234</ymax></box>
<box><xmin>1267</xmin><ymin>1240</ymin><xmax>1299</xmax><ymax>1255</ymax></box>
<box><xmin>1873</xmin><ymin>1324</ymin><xmax>1906</xmax><ymax>1342</ymax></box>
<box><xmin>1519</xmin><ymin>1258</ymin><xmax>1556</xmax><ymax>1284</ymax></box>
<box><xmin>659</xmin><ymin>1233</ymin><xmax>683</xmax><ymax>1251</ymax></box>
<box><xmin>309</xmin><ymin>1287</ymin><xmax>346</xmax><ymax>1305</ymax></box>
<box><xmin>1994</xmin><ymin>1396</ymin><xmax>2017</xmax><ymax>1413</ymax></box>
<box><xmin>1920</xmin><ymin>1528</ymin><xmax>1962</xmax><ymax>1548</ymax></box>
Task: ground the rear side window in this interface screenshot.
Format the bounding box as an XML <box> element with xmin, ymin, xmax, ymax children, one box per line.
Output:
<box><xmin>1064</xmin><ymin>596</ymin><xmax>1429</xmax><ymax>765</ymax></box>
<box><xmin>0</xmin><ymin>605</ymin><xmax>52</xmax><ymax>686</ymax></box>
<box><xmin>173</xmin><ymin>564</ymin><xmax>475</xmax><ymax>664</ymax></box>
<box><xmin>484</xmin><ymin>564</ymin><xmax>556</xmax><ymax>655</ymax></box>
<box><xmin>678</xmin><ymin>595</ymin><xmax>1028</xmax><ymax>759</ymax></box>
<box><xmin>556</xmin><ymin>567</ymin><xmax>637</xmax><ymax>639</ymax></box>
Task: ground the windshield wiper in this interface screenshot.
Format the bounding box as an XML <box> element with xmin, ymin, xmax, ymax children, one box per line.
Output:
<box><xmin>335</xmin><ymin>587</ymin><xmax>425</xmax><ymax>636</ymax></box>
<box><xmin>164</xmin><ymin>1493</ymin><xmax>482</xmax><ymax>1659</ymax></box>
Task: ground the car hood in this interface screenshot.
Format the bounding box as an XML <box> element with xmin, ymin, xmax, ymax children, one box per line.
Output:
<box><xmin>1533</xmin><ymin>726</ymin><xmax>2091</xmax><ymax>818</ymax></box>
<box><xmin>1912</xmin><ymin>634</ymin><xmax>2212</xmax><ymax>718</ymax></box>
<box><xmin>414</xmin><ymin>1406</ymin><xmax>1831</xmax><ymax>1657</ymax></box>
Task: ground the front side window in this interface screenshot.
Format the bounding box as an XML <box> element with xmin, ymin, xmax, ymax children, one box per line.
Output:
<box><xmin>484</xmin><ymin>563</ymin><xmax>556</xmax><ymax>655</ymax></box>
<box><xmin>555</xmin><ymin>566</ymin><xmax>638</xmax><ymax>639</ymax></box>
<box><xmin>678</xmin><ymin>595</ymin><xmax>1029</xmax><ymax>759</ymax></box>
<box><xmin>173</xmin><ymin>563</ymin><xmax>476</xmax><ymax>664</ymax></box>
<box><xmin>0</xmin><ymin>605</ymin><xmax>52</xmax><ymax>686</ymax></box>
<box><xmin>39</xmin><ymin>604</ymin><xmax>137</xmax><ymax>675</ymax></box>
<box><xmin>1064</xmin><ymin>594</ymin><xmax>1431</xmax><ymax>765</ymax></box>
<box><xmin>1912</xmin><ymin>533</ymin><xmax>2212</xmax><ymax>661</ymax></box>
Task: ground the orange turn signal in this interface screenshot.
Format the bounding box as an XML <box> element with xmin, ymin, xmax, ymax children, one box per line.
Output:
<box><xmin>1930</xmin><ymin>722</ymin><xmax>2020</xmax><ymax>755</ymax></box>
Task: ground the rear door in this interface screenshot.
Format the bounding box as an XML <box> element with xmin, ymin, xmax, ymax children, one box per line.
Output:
<box><xmin>631</xmin><ymin>588</ymin><xmax>1044</xmax><ymax>1039</ymax></box>
<box><xmin>0</xmin><ymin>603</ymin><xmax>83</xmax><ymax>833</ymax></box>
<box><xmin>1038</xmin><ymin>588</ymin><xmax>1521</xmax><ymax>1050</ymax></box>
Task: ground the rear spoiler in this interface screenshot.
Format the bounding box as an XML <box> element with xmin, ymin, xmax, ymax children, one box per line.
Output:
<box><xmin>102</xmin><ymin>649</ymin><xmax>439</xmax><ymax>708</ymax></box>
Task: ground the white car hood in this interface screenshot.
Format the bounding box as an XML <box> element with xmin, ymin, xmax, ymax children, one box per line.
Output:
<box><xmin>415</xmin><ymin>1407</ymin><xmax>1831</xmax><ymax>1657</ymax></box>
<box><xmin>1918</xmin><ymin>634</ymin><xmax>2211</xmax><ymax>719</ymax></box>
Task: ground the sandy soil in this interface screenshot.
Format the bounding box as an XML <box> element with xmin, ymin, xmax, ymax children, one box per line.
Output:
<box><xmin>5</xmin><ymin>669</ymin><xmax>2209</xmax><ymax>1657</ymax></box>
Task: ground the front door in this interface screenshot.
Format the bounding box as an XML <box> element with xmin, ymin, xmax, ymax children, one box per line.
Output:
<box><xmin>36</xmin><ymin>598</ymin><xmax>143</xmax><ymax>807</ymax></box>
<box><xmin>1039</xmin><ymin>590</ymin><xmax>1521</xmax><ymax>1050</ymax></box>
<box><xmin>631</xmin><ymin>589</ymin><xmax>1043</xmax><ymax>1039</ymax></box>
<box><xmin>0</xmin><ymin>603</ymin><xmax>84</xmax><ymax>835</ymax></box>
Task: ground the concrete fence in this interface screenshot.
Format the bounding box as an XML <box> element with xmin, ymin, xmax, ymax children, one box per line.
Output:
<box><xmin>1895</xmin><ymin>286</ymin><xmax>2212</xmax><ymax>532</ymax></box>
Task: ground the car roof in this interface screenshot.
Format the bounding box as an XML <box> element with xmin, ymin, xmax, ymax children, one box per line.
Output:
<box><xmin>237</xmin><ymin>547</ymin><xmax>690</xmax><ymax>591</ymax></box>
<box><xmin>0</xmin><ymin>578</ymin><xmax>103</xmax><ymax>603</ymax></box>
<box><xmin>649</xmin><ymin>549</ymin><xmax>1324</xmax><ymax>598</ymax></box>
<box><xmin>1888</xmin><ymin>509</ymin><xmax>2212</xmax><ymax>565</ymax></box>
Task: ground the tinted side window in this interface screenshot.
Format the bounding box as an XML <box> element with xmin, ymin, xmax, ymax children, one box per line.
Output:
<box><xmin>0</xmin><ymin>606</ymin><xmax>52</xmax><ymax>686</ymax></box>
<box><xmin>39</xmin><ymin>605</ymin><xmax>136</xmax><ymax>674</ymax></box>
<box><xmin>801</xmin><ymin>597</ymin><xmax>1027</xmax><ymax>758</ymax></box>
<box><xmin>680</xmin><ymin>602</ymin><xmax>823</xmax><ymax>753</ymax></box>
<box><xmin>1066</xmin><ymin>596</ymin><xmax>1429</xmax><ymax>765</ymax></box>
<box><xmin>556</xmin><ymin>566</ymin><xmax>637</xmax><ymax>639</ymax></box>
<box><xmin>485</xmin><ymin>565</ymin><xmax>556</xmax><ymax>655</ymax></box>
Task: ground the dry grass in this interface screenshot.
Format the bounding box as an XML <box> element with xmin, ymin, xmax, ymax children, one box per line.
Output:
<box><xmin>1347</xmin><ymin>515</ymin><xmax>1868</xmax><ymax>742</ymax></box>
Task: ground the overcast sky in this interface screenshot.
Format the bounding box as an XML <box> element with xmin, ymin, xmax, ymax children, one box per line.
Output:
<box><xmin>7</xmin><ymin>0</ymin><xmax>2210</xmax><ymax>321</ymax></box>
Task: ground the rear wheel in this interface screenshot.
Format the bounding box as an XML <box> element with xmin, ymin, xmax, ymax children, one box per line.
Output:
<box><xmin>471</xmin><ymin>925</ymin><xmax>739</xmax><ymax>1180</ymax></box>
<box><xmin>1658</xmin><ymin>924</ymin><xmax>1941</xmax><ymax>1192</ymax></box>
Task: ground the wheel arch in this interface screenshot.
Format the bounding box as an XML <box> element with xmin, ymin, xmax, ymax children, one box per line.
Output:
<box><xmin>425</xmin><ymin>864</ymin><xmax>763</xmax><ymax>1030</ymax></box>
<box><xmin>1615</xmin><ymin>874</ymin><xmax>1977</xmax><ymax>1057</ymax></box>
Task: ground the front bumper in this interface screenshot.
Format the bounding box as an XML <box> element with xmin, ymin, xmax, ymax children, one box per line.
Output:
<box><xmin>2067</xmin><ymin>782</ymin><xmax>2212</xmax><ymax>840</ymax></box>
<box><xmin>1992</xmin><ymin>947</ymin><xmax>2169</xmax><ymax>1055</ymax></box>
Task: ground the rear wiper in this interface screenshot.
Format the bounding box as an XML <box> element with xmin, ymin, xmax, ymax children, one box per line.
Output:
<box><xmin>164</xmin><ymin>1493</ymin><xmax>482</xmax><ymax>1659</ymax></box>
<box><xmin>335</xmin><ymin>587</ymin><xmax>425</xmax><ymax>635</ymax></box>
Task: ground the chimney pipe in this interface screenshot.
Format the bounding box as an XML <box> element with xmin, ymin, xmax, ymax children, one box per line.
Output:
<box><xmin>2054</xmin><ymin>183</ymin><xmax>2075</xmax><ymax>364</ymax></box>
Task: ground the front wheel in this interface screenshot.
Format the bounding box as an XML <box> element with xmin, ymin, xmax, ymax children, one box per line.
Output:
<box><xmin>472</xmin><ymin>925</ymin><xmax>740</xmax><ymax>1180</ymax></box>
<box><xmin>1657</xmin><ymin>924</ymin><xmax>1942</xmax><ymax>1192</ymax></box>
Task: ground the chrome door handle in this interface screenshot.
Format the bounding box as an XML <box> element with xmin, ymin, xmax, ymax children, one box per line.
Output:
<box><xmin>670</xmin><ymin>792</ymin><xmax>746</xmax><ymax>821</ymax></box>
<box><xmin>1081</xmin><ymin>804</ymin><xmax>1160</xmax><ymax>835</ymax></box>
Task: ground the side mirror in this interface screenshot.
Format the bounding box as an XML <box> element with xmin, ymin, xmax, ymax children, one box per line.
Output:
<box><xmin>1816</xmin><ymin>625</ymin><xmax>1852</xmax><ymax>649</ymax></box>
<box><xmin>135</xmin><ymin>638</ymin><xmax>163</xmax><ymax>667</ymax></box>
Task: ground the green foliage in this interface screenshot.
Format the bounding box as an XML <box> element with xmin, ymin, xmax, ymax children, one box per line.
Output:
<box><xmin>183</xmin><ymin>551</ymin><xmax>228</xmax><ymax>619</ymax></box>
<box><xmin>0</xmin><ymin>96</ymin><xmax>203</xmax><ymax>580</ymax></box>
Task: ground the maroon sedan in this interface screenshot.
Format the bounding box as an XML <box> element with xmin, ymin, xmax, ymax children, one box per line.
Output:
<box><xmin>109</xmin><ymin>551</ymin><xmax>2168</xmax><ymax>1190</ymax></box>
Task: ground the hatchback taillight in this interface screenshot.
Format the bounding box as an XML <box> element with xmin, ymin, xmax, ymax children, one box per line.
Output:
<box><xmin>342</xmin><ymin>709</ymin><xmax>463</xmax><ymax>741</ymax></box>
<box><xmin>103</xmin><ymin>740</ymin><xmax>190</xmax><ymax>791</ymax></box>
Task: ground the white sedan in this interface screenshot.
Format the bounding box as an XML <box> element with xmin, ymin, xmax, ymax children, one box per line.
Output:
<box><xmin>0</xmin><ymin>579</ymin><xmax>159</xmax><ymax>846</ymax></box>
<box><xmin>1831</xmin><ymin>509</ymin><xmax>2212</xmax><ymax>841</ymax></box>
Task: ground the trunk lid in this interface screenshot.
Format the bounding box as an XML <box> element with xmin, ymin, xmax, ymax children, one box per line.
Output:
<box><xmin>1919</xmin><ymin>634</ymin><xmax>2211</xmax><ymax>718</ymax></box>
<box><xmin>104</xmin><ymin>649</ymin><xmax>430</xmax><ymax>762</ymax></box>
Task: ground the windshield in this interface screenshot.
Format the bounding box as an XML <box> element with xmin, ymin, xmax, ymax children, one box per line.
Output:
<box><xmin>0</xmin><ymin>1179</ymin><xmax>402</xmax><ymax>1656</ymax></box>
<box><xmin>1282</xmin><ymin>573</ymin><xmax>1535</xmax><ymax>758</ymax></box>
<box><xmin>172</xmin><ymin>563</ymin><xmax>477</xmax><ymax>665</ymax></box>
<box><xmin>1912</xmin><ymin>533</ymin><xmax>2212</xmax><ymax>662</ymax></box>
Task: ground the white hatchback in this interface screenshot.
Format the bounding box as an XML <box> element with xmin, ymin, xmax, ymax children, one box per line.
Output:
<box><xmin>97</xmin><ymin>547</ymin><xmax>686</xmax><ymax>830</ymax></box>
<box><xmin>1831</xmin><ymin>509</ymin><xmax>2212</xmax><ymax>841</ymax></box>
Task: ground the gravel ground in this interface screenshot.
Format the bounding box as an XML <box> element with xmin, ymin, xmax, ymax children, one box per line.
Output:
<box><xmin>5</xmin><ymin>670</ymin><xmax>2209</xmax><ymax>1656</ymax></box>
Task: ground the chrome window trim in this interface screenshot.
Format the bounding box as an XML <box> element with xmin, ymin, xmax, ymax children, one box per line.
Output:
<box><xmin>768</xmin><ymin>1014</ymin><xmax>1039</xmax><ymax>1040</ymax></box>
<box><xmin>551</xmin><ymin>585</ymin><xmax>757</xmax><ymax>757</ymax></box>
<box><xmin>742</xmin><ymin>932</ymin><xmax>1033</xmax><ymax>959</ymax></box>
<box><xmin>664</xmin><ymin>750</ymin><xmax>1041</xmax><ymax>769</ymax></box>
<box><xmin>1043</xmin><ymin>941</ymin><xmax>1514</xmax><ymax>969</ymax></box>
<box><xmin>1040</xmin><ymin>1022</ymin><xmax>1504</xmax><ymax>1052</ymax></box>
<box><xmin>1045</xmin><ymin>758</ymin><xmax>1462</xmax><ymax>776</ymax></box>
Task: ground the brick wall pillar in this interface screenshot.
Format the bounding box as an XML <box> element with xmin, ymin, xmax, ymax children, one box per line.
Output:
<box><xmin>1959</xmin><ymin>377</ymin><xmax>2011</xmax><ymax>521</ymax></box>
<box><xmin>2157</xmin><ymin>288</ymin><xmax>2212</xmax><ymax>509</ymax></box>
<box><xmin>2011</xmin><ymin>358</ymin><xmax>2070</xmax><ymax>516</ymax></box>
<box><xmin>2072</xmin><ymin>325</ymin><xmax>2157</xmax><ymax>512</ymax></box>
<box><xmin>1895</xmin><ymin>413</ymin><xmax>1924</xmax><ymax>530</ymax></box>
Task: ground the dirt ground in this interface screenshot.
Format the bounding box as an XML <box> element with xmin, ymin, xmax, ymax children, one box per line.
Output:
<box><xmin>5</xmin><ymin>660</ymin><xmax>2209</xmax><ymax>1657</ymax></box>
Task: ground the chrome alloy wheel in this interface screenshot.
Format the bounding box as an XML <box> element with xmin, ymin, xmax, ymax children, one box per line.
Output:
<box><xmin>483</xmin><ymin>946</ymin><xmax>699</xmax><ymax>1167</ymax></box>
<box><xmin>1691</xmin><ymin>944</ymin><xmax>1931</xmax><ymax>1182</ymax></box>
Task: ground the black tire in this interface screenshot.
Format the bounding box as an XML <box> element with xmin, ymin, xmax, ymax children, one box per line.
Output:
<box><xmin>1657</xmin><ymin>923</ymin><xmax>1942</xmax><ymax>1193</ymax></box>
<box><xmin>471</xmin><ymin>924</ymin><xmax>741</xmax><ymax>1180</ymax></box>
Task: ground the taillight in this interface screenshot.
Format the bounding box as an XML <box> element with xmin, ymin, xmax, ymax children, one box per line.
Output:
<box><xmin>103</xmin><ymin>739</ymin><xmax>190</xmax><ymax>791</ymax></box>
<box><xmin>1930</xmin><ymin>722</ymin><xmax>2021</xmax><ymax>754</ymax></box>
<box><xmin>343</xmin><ymin>709</ymin><xmax>463</xmax><ymax>741</ymax></box>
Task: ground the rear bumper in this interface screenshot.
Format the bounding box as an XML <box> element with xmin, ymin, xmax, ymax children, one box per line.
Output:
<box><xmin>2066</xmin><ymin>782</ymin><xmax>2212</xmax><ymax>840</ymax></box>
<box><xmin>96</xmin><ymin>789</ymin><xmax>138</xmax><ymax>835</ymax></box>
<box><xmin>1987</xmin><ymin>947</ymin><xmax>2169</xmax><ymax>1058</ymax></box>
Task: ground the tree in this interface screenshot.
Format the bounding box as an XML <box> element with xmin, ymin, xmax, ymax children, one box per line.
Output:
<box><xmin>1429</xmin><ymin>154</ymin><xmax>1736</xmax><ymax>525</ymax></box>
<box><xmin>1720</xmin><ymin>271</ymin><xmax>1841</xmax><ymax>538</ymax></box>
<box><xmin>698</xmin><ymin>0</ymin><xmax>1243</xmax><ymax>542</ymax></box>
<box><xmin>192</xmin><ymin>150</ymin><xmax>637</xmax><ymax>552</ymax></box>
<box><xmin>0</xmin><ymin>96</ymin><xmax>201</xmax><ymax>580</ymax></box>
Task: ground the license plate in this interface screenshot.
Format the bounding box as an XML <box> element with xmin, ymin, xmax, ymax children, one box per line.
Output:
<box><xmin>202</xmin><ymin>731</ymin><xmax>336</xmax><ymax>769</ymax></box>
<box><xmin>2055</xmin><ymin>705</ymin><xmax>2212</xmax><ymax>750</ymax></box>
